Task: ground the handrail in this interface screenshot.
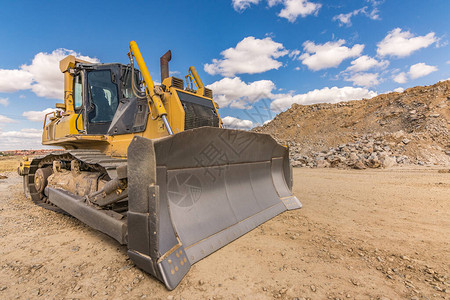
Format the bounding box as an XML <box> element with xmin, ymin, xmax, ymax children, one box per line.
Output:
<box><xmin>43</xmin><ymin>111</ymin><xmax>56</xmax><ymax>129</ymax></box>
<box><xmin>188</xmin><ymin>66</ymin><xmax>204</xmax><ymax>89</ymax></box>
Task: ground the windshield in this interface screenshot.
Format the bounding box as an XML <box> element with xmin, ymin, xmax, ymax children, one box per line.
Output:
<box><xmin>87</xmin><ymin>70</ymin><xmax>119</xmax><ymax>123</ymax></box>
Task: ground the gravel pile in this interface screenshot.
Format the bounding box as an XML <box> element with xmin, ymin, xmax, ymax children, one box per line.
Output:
<box><xmin>288</xmin><ymin>131</ymin><xmax>444</xmax><ymax>169</ymax></box>
<box><xmin>254</xmin><ymin>80</ymin><xmax>450</xmax><ymax>169</ymax></box>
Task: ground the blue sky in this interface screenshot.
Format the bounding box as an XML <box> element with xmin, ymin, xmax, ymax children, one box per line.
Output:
<box><xmin>0</xmin><ymin>0</ymin><xmax>448</xmax><ymax>150</ymax></box>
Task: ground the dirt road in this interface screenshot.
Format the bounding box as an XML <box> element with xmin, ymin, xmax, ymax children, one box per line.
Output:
<box><xmin>0</xmin><ymin>164</ymin><xmax>449</xmax><ymax>299</ymax></box>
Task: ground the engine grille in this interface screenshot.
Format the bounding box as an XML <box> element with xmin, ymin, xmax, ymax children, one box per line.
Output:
<box><xmin>183</xmin><ymin>102</ymin><xmax>219</xmax><ymax>130</ymax></box>
<box><xmin>176</xmin><ymin>91</ymin><xmax>219</xmax><ymax>130</ymax></box>
<box><xmin>172</xmin><ymin>77</ymin><xmax>184</xmax><ymax>90</ymax></box>
<box><xmin>204</xmin><ymin>88</ymin><xmax>213</xmax><ymax>99</ymax></box>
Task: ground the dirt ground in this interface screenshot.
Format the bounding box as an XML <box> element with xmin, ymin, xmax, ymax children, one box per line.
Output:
<box><xmin>0</xmin><ymin>159</ymin><xmax>449</xmax><ymax>299</ymax></box>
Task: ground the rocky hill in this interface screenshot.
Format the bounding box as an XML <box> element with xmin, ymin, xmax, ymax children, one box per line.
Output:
<box><xmin>254</xmin><ymin>80</ymin><xmax>450</xmax><ymax>168</ymax></box>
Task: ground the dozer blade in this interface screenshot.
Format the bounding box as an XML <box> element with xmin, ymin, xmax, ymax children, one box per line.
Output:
<box><xmin>127</xmin><ymin>127</ymin><xmax>301</xmax><ymax>289</ymax></box>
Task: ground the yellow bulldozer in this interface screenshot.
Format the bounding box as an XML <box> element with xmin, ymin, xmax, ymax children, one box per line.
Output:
<box><xmin>17</xmin><ymin>41</ymin><xmax>301</xmax><ymax>289</ymax></box>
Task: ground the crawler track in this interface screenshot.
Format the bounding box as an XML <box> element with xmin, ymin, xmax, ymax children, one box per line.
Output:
<box><xmin>25</xmin><ymin>149</ymin><xmax>127</xmax><ymax>213</ymax></box>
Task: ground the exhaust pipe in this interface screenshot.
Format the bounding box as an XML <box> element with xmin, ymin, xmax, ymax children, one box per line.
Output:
<box><xmin>160</xmin><ymin>50</ymin><xmax>172</xmax><ymax>83</ymax></box>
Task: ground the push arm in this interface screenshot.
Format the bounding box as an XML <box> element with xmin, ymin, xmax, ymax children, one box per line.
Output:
<box><xmin>128</xmin><ymin>41</ymin><xmax>173</xmax><ymax>135</ymax></box>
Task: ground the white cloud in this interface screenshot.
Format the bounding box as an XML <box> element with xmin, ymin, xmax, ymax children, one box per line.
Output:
<box><xmin>408</xmin><ymin>62</ymin><xmax>438</xmax><ymax>79</ymax></box>
<box><xmin>232</xmin><ymin>0</ymin><xmax>260</xmax><ymax>11</ymax></box>
<box><xmin>0</xmin><ymin>128</ymin><xmax>44</xmax><ymax>150</ymax></box>
<box><xmin>204</xmin><ymin>37</ymin><xmax>288</xmax><ymax>76</ymax></box>
<box><xmin>0</xmin><ymin>115</ymin><xmax>16</xmax><ymax>123</ymax></box>
<box><xmin>289</xmin><ymin>49</ymin><xmax>301</xmax><ymax>60</ymax></box>
<box><xmin>23</xmin><ymin>49</ymin><xmax>99</xmax><ymax>99</ymax></box>
<box><xmin>332</xmin><ymin>0</ymin><xmax>382</xmax><ymax>26</ymax></box>
<box><xmin>393</xmin><ymin>87</ymin><xmax>404</xmax><ymax>93</ymax></box>
<box><xmin>234</xmin><ymin>0</ymin><xmax>321</xmax><ymax>22</ymax></box>
<box><xmin>0</xmin><ymin>49</ymin><xmax>98</xmax><ymax>99</ymax></box>
<box><xmin>342</xmin><ymin>56</ymin><xmax>387</xmax><ymax>87</ymax></box>
<box><xmin>22</xmin><ymin>108</ymin><xmax>57</xmax><ymax>122</ymax></box>
<box><xmin>368</xmin><ymin>7</ymin><xmax>380</xmax><ymax>20</ymax></box>
<box><xmin>346</xmin><ymin>55</ymin><xmax>389</xmax><ymax>72</ymax></box>
<box><xmin>0</xmin><ymin>128</ymin><xmax>42</xmax><ymax>138</ymax></box>
<box><xmin>393</xmin><ymin>62</ymin><xmax>438</xmax><ymax>84</ymax></box>
<box><xmin>222</xmin><ymin>116</ymin><xmax>254</xmax><ymax>130</ymax></box>
<box><xmin>299</xmin><ymin>39</ymin><xmax>364</xmax><ymax>71</ymax></box>
<box><xmin>267</xmin><ymin>0</ymin><xmax>282</xmax><ymax>6</ymax></box>
<box><xmin>345</xmin><ymin>72</ymin><xmax>380</xmax><ymax>87</ymax></box>
<box><xmin>270</xmin><ymin>86</ymin><xmax>377</xmax><ymax>112</ymax></box>
<box><xmin>365</xmin><ymin>0</ymin><xmax>381</xmax><ymax>20</ymax></box>
<box><xmin>393</xmin><ymin>72</ymin><xmax>407</xmax><ymax>84</ymax></box>
<box><xmin>0</xmin><ymin>69</ymin><xmax>33</xmax><ymax>92</ymax></box>
<box><xmin>333</xmin><ymin>7</ymin><xmax>367</xmax><ymax>27</ymax></box>
<box><xmin>207</xmin><ymin>76</ymin><xmax>377</xmax><ymax>117</ymax></box>
<box><xmin>207</xmin><ymin>77</ymin><xmax>276</xmax><ymax>109</ymax></box>
<box><xmin>0</xmin><ymin>97</ymin><xmax>9</xmax><ymax>107</ymax></box>
<box><xmin>377</xmin><ymin>28</ymin><xmax>438</xmax><ymax>58</ymax></box>
<box><xmin>277</xmin><ymin>0</ymin><xmax>321</xmax><ymax>22</ymax></box>
<box><xmin>439</xmin><ymin>78</ymin><xmax>450</xmax><ymax>82</ymax></box>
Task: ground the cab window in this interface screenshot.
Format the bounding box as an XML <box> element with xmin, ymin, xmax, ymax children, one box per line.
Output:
<box><xmin>73</xmin><ymin>75</ymin><xmax>83</xmax><ymax>110</ymax></box>
<box><xmin>122</xmin><ymin>70</ymin><xmax>141</xmax><ymax>99</ymax></box>
<box><xmin>87</xmin><ymin>70</ymin><xmax>119</xmax><ymax>123</ymax></box>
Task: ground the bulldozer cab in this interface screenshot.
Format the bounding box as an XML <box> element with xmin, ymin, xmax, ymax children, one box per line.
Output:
<box><xmin>73</xmin><ymin>63</ymin><xmax>147</xmax><ymax>135</ymax></box>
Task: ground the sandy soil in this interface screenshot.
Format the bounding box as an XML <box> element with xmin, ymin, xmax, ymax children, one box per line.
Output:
<box><xmin>0</xmin><ymin>162</ymin><xmax>449</xmax><ymax>299</ymax></box>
